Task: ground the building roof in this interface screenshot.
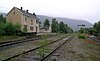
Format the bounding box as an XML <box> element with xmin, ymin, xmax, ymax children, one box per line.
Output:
<box><xmin>16</xmin><ymin>7</ymin><xmax>39</xmax><ymax>20</ymax></box>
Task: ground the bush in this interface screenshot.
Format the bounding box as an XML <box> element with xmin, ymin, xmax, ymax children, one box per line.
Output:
<box><xmin>78</xmin><ymin>34</ymin><xmax>86</xmax><ymax>39</ymax></box>
<box><xmin>0</xmin><ymin>22</ymin><xmax>6</xmax><ymax>36</ymax></box>
<box><xmin>98</xmin><ymin>33</ymin><xmax>100</xmax><ymax>37</ymax></box>
<box><xmin>0</xmin><ymin>22</ymin><xmax>21</xmax><ymax>36</ymax></box>
<box><xmin>4</xmin><ymin>22</ymin><xmax>16</xmax><ymax>35</ymax></box>
<box><xmin>22</xmin><ymin>26</ymin><xmax>28</xmax><ymax>32</ymax></box>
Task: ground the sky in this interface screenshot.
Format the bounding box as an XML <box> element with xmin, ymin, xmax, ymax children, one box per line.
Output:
<box><xmin>0</xmin><ymin>0</ymin><xmax>100</xmax><ymax>24</ymax></box>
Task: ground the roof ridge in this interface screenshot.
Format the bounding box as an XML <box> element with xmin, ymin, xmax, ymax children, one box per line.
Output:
<box><xmin>16</xmin><ymin>7</ymin><xmax>39</xmax><ymax>20</ymax></box>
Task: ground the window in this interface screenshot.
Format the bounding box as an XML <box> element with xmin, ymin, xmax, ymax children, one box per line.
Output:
<box><xmin>13</xmin><ymin>12</ymin><xmax>15</xmax><ymax>15</ymax></box>
<box><xmin>30</xmin><ymin>26</ymin><xmax>34</xmax><ymax>30</ymax></box>
<box><xmin>36</xmin><ymin>20</ymin><xmax>39</xmax><ymax>23</ymax></box>
<box><xmin>25</xmin><ymin>17</ymin><xmax>27</xmax><ymax>21</ymax></box>
<box><xmin>31</xmin><ymin>19</ymin><xmax>33</xmax><ymax>25</ymax></box>
<box><xmin>31</xmin><ymin>19</ymin><xmax>33</xmax><ymax>22</ymax></box>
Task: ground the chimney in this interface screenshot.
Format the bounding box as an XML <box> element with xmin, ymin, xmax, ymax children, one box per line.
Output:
<box><xmin>26</xmin><ymin>10</ymin><xmax>28</xmax><ymax>12</ymax></box>
<box><xmin>21</xmin><ymin>7</ymin><xmax>23</xmax><ymax>10</ymax></box>
<box><xmin>33</xmin><ymin>13</ymin><xmax>36</xmax><ymax>16</ymax></box>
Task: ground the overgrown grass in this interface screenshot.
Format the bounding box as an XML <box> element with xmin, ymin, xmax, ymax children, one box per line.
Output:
<box><xmin>36</xmin><ymin>34</ymin><xmax>50</xmax><ymax>58</ymax></box>
<box><xmin>36</xmin><ymin>34</ymin><xmax>68</xmax><ymax>58</ymax></box>
<box><xmin>78</xmin><ymin>34</ymin><xmax>86</xmax><ymax>39</ymax></box>
<box><xmin>0</xmin><ymin>36</ymin><xmax>20</xmax><ymax>42</ymax></box>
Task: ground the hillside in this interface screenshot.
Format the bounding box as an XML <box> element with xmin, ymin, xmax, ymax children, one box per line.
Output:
<box><xmin>37</xmin><ymin>15</ymin><xmax>93</xmax><ymax>31</ymax></box>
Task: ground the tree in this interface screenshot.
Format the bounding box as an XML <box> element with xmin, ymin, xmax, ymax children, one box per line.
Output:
<box><xmin>5</xmin><ymin>22</ymin><xmax>16</xmax><ymax>35</ymax></box>
<box><xmin>51</xmin><ymin>19</ymin><xmax>73</xmax><ymax>33</ymax></box>
<box><xmin>89</xmin><ymin>28</ymin><xmax>97</xmax><ymax>35</ymax></box>
<box><xmin>59</xmin><ymin>21</ymin><xmax>65</xmax><ymax>33</ymax></box>
<box><xmin>0</xmin><ymin>23</ymin><xmax>5</xmax><ymax>36</ymax></box>
<box><xmin>51</xmin><ymin>18</ymin><xmax>56</xmax><ymax>32</ymax></box>
<box><xmin>39</xmin><ymin>21</ymin><xmax>42</xmax><ymax>29</ymax></box>
<box><xmin>64</xmin><ymin>24</ymin><xmax>68</xmax><ymax>33</ymax></box>
<box><xmin>55</xmin><ymin>21</ymin><xmax>59</xmax><ymax>32</ymax></box>
<box><xmin>67</xmin><ymin>27</ymin><xmax>73</xmax><ymax>33</ymax></box>
<box><xmin>93</xmin><ymin>21</ymin><xmax>100</xmax><ymax>36</ymax></box>
<box><xmin>43</xmin><ymin>18</ymin><xmax>50</xmax><ymax>30</ymax></box>
<box><xmin>0</xmin><ymin>15</ymin><xmax>22</xmax><ymax>36</ymax></box>
<box><xmin>51</xmin><ymin>18</ymin><xmax>60</xmax><ymax>32</ymax></box>
<box><xmin>94</xmin><ymin>21</ymin><xmax>100</xmax><ymax>33</ymax></box>
<box><xmin>79</xmin><ymin>28</ymin><xmax>84</xmax><ymax>33</ymax></box>
<box><xmin>0</xmin><ymin>14</ymin><xmax>6</xmax><ymax>23</ymax></box>
<box><xmin>0</xmin><ymin>22</ymin><xmax>16</xmax><ymax>36</ymax></box>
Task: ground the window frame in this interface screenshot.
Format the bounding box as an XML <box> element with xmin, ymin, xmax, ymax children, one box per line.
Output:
<box><xmin>25</xmin><ymin>17</ymin><xmax>27</xmax><ymax>22</ymax></box>
<box><xmin>13</xmin><ymin>12</ymin><xmax>15</xmax><ymax>15</ymax></box>
<box><xmin>30</xmin><ymin>26</ymin><xmax>34</xmax><ymax>30</ymax></box>
<box><xmin>31</xmin><ymin>19</ymin><xmax>33</xmax><ymax>25</ymax></box>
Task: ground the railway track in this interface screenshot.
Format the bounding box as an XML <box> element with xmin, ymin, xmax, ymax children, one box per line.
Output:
<box><xmin>88</xmin><ymin>36</ymin><xmax>100</xmax><ymax>44</ymax></box>
<box><xmin>40</xmin><ymin>36</ymin><xmax>73</xmax><ymax>61</ymax></box>
<box><xmin>0</xmin><ymin>34</ymin><xmax>60</xmax><ymax>48</ymax></box>
<box><xmin>1</xmin><ymin>35</ymin><xmax>70</xmax><ymax>61</ymax></box>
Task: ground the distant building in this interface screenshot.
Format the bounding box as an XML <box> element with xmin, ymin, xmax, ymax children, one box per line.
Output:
<box><xmin>40</xmin><ymin>24</ymin><xmax>52</xmax><ymax>33</ymax></box>
<box><xmin>6</xmin><ymin>7</ymin><xmax>39</xmax><ymax>33</ymax></box>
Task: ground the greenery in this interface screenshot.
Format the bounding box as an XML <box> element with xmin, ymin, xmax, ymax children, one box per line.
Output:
<box><xmin>14</xmin><ymin>23</ymin><xmax>21</xmax><ymax>31</ymax></box>
<box><xmin>36</xmin><ymin>35</ymin><xmax>50</xmax><ymax>58</ymax></box>
<box><xmin>43</xmin><ymin>18</ymin><xmax>50</xmax><ymax>30</ymax></box>
<box><xmin>93</xmin><ymin>21</ymin><xmax>100</xmax><ymax>36</ymax></box>
<box><xmin>79</xmin><ymin>28</ymin><xmax>85</xmax><ymax>33</ymax></box>
<box><xmin>51</xmin><ymin>18</ymin><xmax>73</xmax><ymax>33</ymax></box>
<box><xmin>22</xmin><ymin>26</ymin><xmax>28</xmax><ymax>32</ymax></box>
<box><xmin>51</xmin><ymin>18</ymin><xmax>58</xmax><ymax>32</ymax></box>
<box><xmin>0</xmin><ymin>15</ymin><xmax>6</xmax><ymax>23</ymax></box>
<box><xmin>39</xmin><ymin>21</ymin><xmax>42</xmax><ymax>29</ymax></box>
<box><xmin>51</xmin><ymin>18</ymin><xmax>60</xmax><ymax>32</ymax></box>
<box><xmin>0</xmin><ymin>22</ymin><xmax>21</xmax><ymax>36</ymax></box>
<box><xmin>78</xmin><ymin>34</ymin><xmax>86</xmax><ymax>39</ymax></box>
<box><xmin>0</xmin><ymin>36</ymin><xmax>19</xmax><ymax>42</ymax></box>
<box><xmin>85</xmin><ymin>21</ymin><xmax>100</xmax><ymax>36</ymax></box>
<box><xmin>59</xmin><ymin>21</ymin><xmax>65</xmax><ymax>33</ymax></box>
<box><xmin>0</xmin><ymin>14</ymin><xmax>21</xmax><ymax>36</ymax></box>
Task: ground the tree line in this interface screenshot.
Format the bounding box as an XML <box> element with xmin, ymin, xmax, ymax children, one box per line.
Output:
<box><xmin>43</xmin><ymin>18</ymin><xmax>73</xmax><ymax>33</ymax></box>
<box><xmin>79</xmin><ymin>21</ymin><xmax>100</xmax><ymax>37</ymax></box>
<box><xmin>93</xmin><ymin>21</ymin><xmax>100</xmax><ymax>36</ymax></box>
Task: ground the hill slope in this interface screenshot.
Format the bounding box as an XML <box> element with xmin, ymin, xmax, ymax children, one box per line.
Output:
<box><xmin>37</xmin><ymin>15</ymin><xmax>93</xmax><ymax>31</ymax></box>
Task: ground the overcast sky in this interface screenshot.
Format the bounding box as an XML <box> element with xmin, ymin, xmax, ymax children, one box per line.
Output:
<box><xmin>0</xmin><ymin>0</ymin><xmax>100</xmax><ymax>24</ymax></box>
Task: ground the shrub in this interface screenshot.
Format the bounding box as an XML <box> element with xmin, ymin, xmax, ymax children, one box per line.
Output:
<box><xmin>98</xmin><ymin>33</ymin><xmax>100</xmax><ymax>37</ymax></box>
<box><xmin>22</xmin><ymin>26</ymin><xmax>28</xmax><ymax>32</ymax></box>
<box><xmin>4</xmin><ymin>22</ymin><xmax>16</xmax><ymax>35</ymax></box>
<box><xmin>0</xmin><ymin>22</ymin><xmax>21</xmax><ymax>36</ymax></box>
<box><xmin>36</xmin><ymin>35</ymin><xmax>50</xmax><ymax>58</ymax></box>
<box><xmin>78</xmin><ymin>34</ymin><xmax>86</xmax><ymax>39</ymax></box>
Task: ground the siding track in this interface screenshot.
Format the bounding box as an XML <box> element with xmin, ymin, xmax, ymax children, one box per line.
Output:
<box><xmin>1</xmin><ymin>35</ymin><xmax>70</xmax><ymax>61</ymax></box>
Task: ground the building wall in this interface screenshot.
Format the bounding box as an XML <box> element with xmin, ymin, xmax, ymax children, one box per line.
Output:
<box><xmin>6</xmin><ymin>7</ymin><xmax>22</xmax><ymax>25</ymax></box>
<box><xmin>22</xmin><ymin>16</ymin><xmax>39</xmax><ymax>32</ymax></box>
<box><xmin>6</xmin><ymin>7</ymin><xmax>39</xmax><ymax>33</ymax></box>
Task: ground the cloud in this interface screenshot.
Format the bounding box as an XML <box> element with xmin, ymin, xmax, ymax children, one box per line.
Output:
<box><xmin>0</xmin><ymin>0</ymin><xmax>100</xmax><ymax>23</ymax></box>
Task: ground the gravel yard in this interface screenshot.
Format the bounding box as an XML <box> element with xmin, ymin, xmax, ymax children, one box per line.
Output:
<box><xmin>51</xmin><ymin>36</ymin><xmax>100</xmax><ymax>61</ymax></box>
